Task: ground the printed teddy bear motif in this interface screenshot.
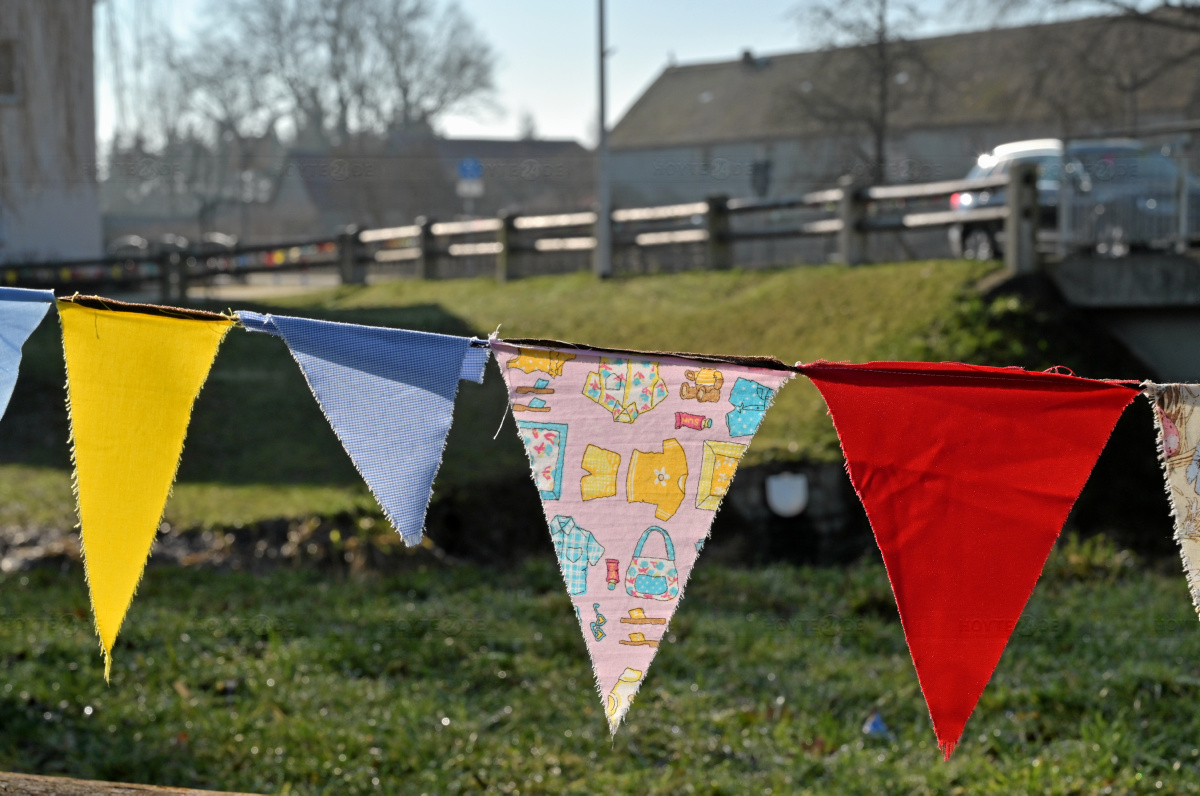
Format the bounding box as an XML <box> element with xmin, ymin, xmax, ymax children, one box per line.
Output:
<box><xmin>679</xmin><ymin>368</ymin><xmax>724</xmax><ymax>403</ymax></box>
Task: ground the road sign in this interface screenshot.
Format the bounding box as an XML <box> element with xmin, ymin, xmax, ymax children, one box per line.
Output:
<box><xmin>457</xmin><ymin>179</ymin><xmax>484</xmax><ymax>198</ymax></box>
<box><xmin>458</xmin><ymin>158</ymin><xmax>484</xmax><ymax>181</ymax></box>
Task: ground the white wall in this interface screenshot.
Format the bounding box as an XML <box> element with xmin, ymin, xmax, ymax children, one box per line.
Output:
<box><xmin>0</xmin><ymin>0</ymin><xmax>102</xmax><ymax>263</ymax></box>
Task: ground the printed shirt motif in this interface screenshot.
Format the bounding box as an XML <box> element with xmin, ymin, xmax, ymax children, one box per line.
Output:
<box><xmin>494</xmin><ymin>340</ymin><xmax>793</xmax><ymax>734</ymax></box>
<box><xmin>1147</xmin><ymin>384</ymin><xmax>1200</xmax><ymax>616</ymax></box>
<box><xmin>550</xmin><ymin>515</ymin><xmax>605</xmax><ymax>595</ymax></box>
<box><xmin>626</xmin><ymin>439</ymin><xmax>688</xmax><ymax>521</ymax></box>
<box><xmin>726</xmin><ymin>377</ymin><xmax>777</xmax><ymax>437</ymax></box>
<box><xmin>583</xmin><ymin>357</ymin><xmax>670</xmax><ymax>423</ymax></box>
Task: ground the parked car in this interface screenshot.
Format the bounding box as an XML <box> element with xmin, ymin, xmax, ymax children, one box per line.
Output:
<box><xmin>948</xmin><ymin>138</ymin><xmax>1199</xmax><ymax>259</ymax></box>
<box><xmin>105</xmin><ymin>234</ymin><xmax>151</xmax><ymax>258</ymax></box>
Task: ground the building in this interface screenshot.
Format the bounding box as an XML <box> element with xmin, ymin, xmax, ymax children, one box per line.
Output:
<box><xmin>608</xmin><ymin>14</ymin><xmax>1200</xmax><ymax>208</ymax></box>
<box><xmin>0</xmin><ymin>1</ymin><xmax>102</xmax><ymax>263</ymax></box>
<box><xmin>101</xmin><ymin>131</ymin><xmax>595</xmax><ymax>247</ymax></box>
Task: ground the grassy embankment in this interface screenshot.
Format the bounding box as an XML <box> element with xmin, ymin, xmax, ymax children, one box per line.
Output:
<box><xmin>3</xmin><ymin>260</ymin><xmax>1009</xmax><ymax>531</ymax></box>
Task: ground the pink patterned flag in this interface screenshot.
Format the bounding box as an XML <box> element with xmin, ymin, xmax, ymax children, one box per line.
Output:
<box><xmin>493</xmin><ymin>339</ymin><xmax>795</xmax><ymax>732</ymax></box>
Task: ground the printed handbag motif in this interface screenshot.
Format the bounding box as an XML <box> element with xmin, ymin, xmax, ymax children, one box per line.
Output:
<box><xmin>625</xmin><ymin>526</ymin><xmax>680</xmax><ymax>601</ymax></box>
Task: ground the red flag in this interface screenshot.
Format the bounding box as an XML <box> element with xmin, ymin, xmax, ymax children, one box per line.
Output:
<box><xmin>800</xmin><ymin>361</ymin><xmax>1137</xmax><ymax>758</ymax></box>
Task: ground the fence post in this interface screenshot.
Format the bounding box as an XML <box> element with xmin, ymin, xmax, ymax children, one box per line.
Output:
<box><xmin>593</xmin><ymin>204</ymin><xmax>613</xmax><ymax>278</ymax></box>
<box><xmin>415</xmin><ymin>216</ymin><xmax>436</xmax><ymax>280</ymax></box>
<box><xmin>496</xmin><ymin>211</ymin><xmax>516</xmax><ymax>283</ymax></box>
<box><xmin>1177</xmin><ymin>135</ymin><xmax>1191</xmax><ymax>254</ymax></box>
<box><xmin>706</xmin><ymin>194</ymin><xmax>731</xmax><ymax>270</ymax></box>
<box><xmin>1006</xmin><ymin>161</ymin><xmax>1038</xmax><ymax>274</ymax></box>
<box><xmin>159</xmin><ymin>252</ymin><xmax>187</xmax><ymax>303</ymax></box>
<box><xmin>836</xmin><ymin>175</ymin><xmax>867</xmax><ymax>266</ymax></box>
<box><xmin>337</xmin><ymin>225</ymin><xmax>366</xmax><ymax>285</ymax></box>
<box><xmin>1058</xmin><ymin>157</ymin><xmax>1074</xmax><ymax>259</ymax></box>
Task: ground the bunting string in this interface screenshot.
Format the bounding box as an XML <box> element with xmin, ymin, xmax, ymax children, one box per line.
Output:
<box><xmin>0</xmin><ymin>292</ymin><xmax>1194</xmax><ymax>755</ymax></box>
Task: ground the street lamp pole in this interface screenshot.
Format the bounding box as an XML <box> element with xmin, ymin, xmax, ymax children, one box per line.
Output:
<box><xmin>593</xmin><ymin>0</ymin><xmax>613</xmax><ymax>278</ymax></box>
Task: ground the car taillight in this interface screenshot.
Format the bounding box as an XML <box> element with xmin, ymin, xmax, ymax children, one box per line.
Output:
<box><xmin>950</xmin><ymin>193</ymin><xmax>961</xmax><ymax>210</ymax></box>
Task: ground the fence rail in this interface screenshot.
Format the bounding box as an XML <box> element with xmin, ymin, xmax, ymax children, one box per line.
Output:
<box><xmin>0</xmin><ymin>164</ymin><xmax>1134</xmax><ymax>299</ymax></box>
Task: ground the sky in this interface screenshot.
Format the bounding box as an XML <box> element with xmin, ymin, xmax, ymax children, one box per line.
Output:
<box><xmin>94</xmin><ymin>0</ymin><xmax>1046</xmax><ymax>148</ymax></box>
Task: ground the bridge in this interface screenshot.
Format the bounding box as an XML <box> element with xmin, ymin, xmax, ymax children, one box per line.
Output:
<box><xmin>1047</xmin><ymin>253</ymin><xmax>1200</xmax><ymax>381</ymax></box>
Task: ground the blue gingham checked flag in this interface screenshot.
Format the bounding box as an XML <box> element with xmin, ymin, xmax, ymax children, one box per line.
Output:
<box><xmin>0</xmin><ymin>287</ymin><xmax>55</xmax><ymax>422</ymax></box>
<box><xmin>238</xmin><ymin>311</ymin><xmax>490</xmax><ymax>546</ymax></box>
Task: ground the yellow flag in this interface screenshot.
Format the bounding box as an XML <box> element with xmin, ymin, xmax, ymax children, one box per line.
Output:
<box><xmin>59</xmin><ymin>298</ymin><xmax>232</xmax><ymax>679</ymax></box>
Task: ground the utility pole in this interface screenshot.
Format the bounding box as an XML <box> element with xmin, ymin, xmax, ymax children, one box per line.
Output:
<box><xmin>593</xmin><ymin>0</ymin><xmax>613</xmax><ymax>278</ymax></box>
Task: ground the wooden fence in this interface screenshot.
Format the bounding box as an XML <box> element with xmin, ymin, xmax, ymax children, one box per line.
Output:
<box><xmin>0</xmin><ymin>167</ymin><xmax>1037</xmax><ymax>303</ymax></box>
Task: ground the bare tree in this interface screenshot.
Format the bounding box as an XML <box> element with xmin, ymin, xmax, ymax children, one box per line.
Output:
<box><xmin>974</xmin><ymin>1</ymin><xmax>1200</xmax><ymax>135</ymax></box>
<box><xmin>105</xmin><ymin>26</ymin><xmax>288</xmax><ymax>237</ymax></box>
<box><xmin>105</xmin><ymin>0</ymin><xmax>496</xmax><ymax>236</ymax></box>
<box><xmin>790</xmin><ymin>0</ymin><xmax>937</xmax><ymax>183</ymax></box>
<box><xmin>203</xmin><ymin>0</ymin><xmax>497</xmax><ymax>146</ymax></box>
<box><xmin>985</xmin><ymin>0</ymin><xmax>1200</xmax><ymax>34</ymax></box>
<box><xmin>518</xmin><ymin>110</ymin><xmax>538</xmax><ymax>141</ymax></box>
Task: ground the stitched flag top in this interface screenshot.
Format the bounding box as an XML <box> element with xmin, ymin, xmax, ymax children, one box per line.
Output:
<box><xmin>1145</xmin><ymin>383</ymin><xmax>1200</xmax><ymax>618</ymax></box>
<box><xmin>800</xmin><ymin>360</ymin><xmax>1138</xmax><ymax>758</ymax></box>
<box><xmin>59</xmin><ymin>298</ymin><xmax>233</xmax><ymax>679</ymax></box>
<box><xmin>237</xmin><ymin>311</ymin><xmax>489</xmax><ymax>546</ymax></box>
<box><xmin>0</xmin><ymin>287</ymin><xmax>55</xmax><ymax>421</ymax></box>
<box><xmin>494</xmin><ymin>339</ymin><xmax>794</xmax><ymax>733</ymax></box>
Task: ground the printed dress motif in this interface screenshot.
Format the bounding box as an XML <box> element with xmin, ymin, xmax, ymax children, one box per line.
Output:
<box><xmin>583</xmin><ymin>357</ymin><xmax>670</xmax><ymax>424</ymax></box>
<box><xmin>493</xmin><ymin>340</ymin><xmax>794</xmax><ymax>733</ymax></box>
<box><xmin>1147</xmin><ymin>384</ymin><xmax>1200</xmax><ymax>616</ymax></box>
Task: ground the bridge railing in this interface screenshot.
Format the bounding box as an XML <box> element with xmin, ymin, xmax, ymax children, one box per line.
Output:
<box><xmin>0</xmin><ymin>168</ymin><xmax>1049</xmax><ymax>300</ymax></box>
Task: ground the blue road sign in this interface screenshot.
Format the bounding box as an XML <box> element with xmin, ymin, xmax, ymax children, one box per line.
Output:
<box><xmin>458</xmin><ymin>158</ymin><xmax>484</xmax><ymax>181</ymax></box>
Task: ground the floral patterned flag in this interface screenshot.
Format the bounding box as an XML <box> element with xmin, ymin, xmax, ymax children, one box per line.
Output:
<box><xmin>801</xmin><ymin>360</ymin><xmax>1139</xmax><ymax>758</ymax></box>
<box><xmin>493</xmin><ymin>339</ymin><xmax>795</xmax><ymax>732</ymax></box>
<box><xmin>1145</xmin><ymin>383</ymin><xmax>1200</xmax><ymax>615</ymax></box>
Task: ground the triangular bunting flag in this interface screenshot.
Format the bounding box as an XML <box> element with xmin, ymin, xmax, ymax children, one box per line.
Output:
<box><xmin>800</xmin><ymin>360</ymin><xmax>1138</xmax><ymax>757</ymax></box>
<box><xmin>59</xmin><ymin>297</ymin><xmax>233</xmax><ymax>679</ymax></box>
<box><xmin>0</xmin><ymin>287</ymin><xmax>55</xmax><ymax>421</ymax></box>
<box><xmin>1144</xmin><ymin>383</ymin><xmax>1200</xmax><ymax>616</ymax></box>
<box><xmin>236</xmin><ymin>312</ymin><xmax>489</xmax><ymax>546</ymax></box>
<box><xmin>493</xmin><ymin>339</ymin><xmax>794</xmax><ymax>732</ymax></box>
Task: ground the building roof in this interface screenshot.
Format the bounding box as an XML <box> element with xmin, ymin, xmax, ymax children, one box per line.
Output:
<box><xmin>609</xmin><ymin>15</ymin><xmax>1200</xmax><ymax>150</ymax></box>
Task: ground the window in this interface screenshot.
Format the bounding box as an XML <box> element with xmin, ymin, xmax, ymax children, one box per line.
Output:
<box><xmin>0</xmin><ymin>41</ymin><xmax>19</xmax><ymax>103</ymax></box>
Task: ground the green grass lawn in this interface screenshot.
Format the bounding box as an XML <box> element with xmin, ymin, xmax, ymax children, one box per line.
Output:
<box><xmin>0</xmin><ymin>264</ymin><xmax>1189</xmax><ymax>793</ymax></box>
<box><xmin>1</xmin><ymin>537</ymin><xmax>1197</xmax><ymax>795</ymax></box>
<box><xmin>1</xmin><ymin>262</ymin><xmax>1005</xmax><ymax>531</ymax></box>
